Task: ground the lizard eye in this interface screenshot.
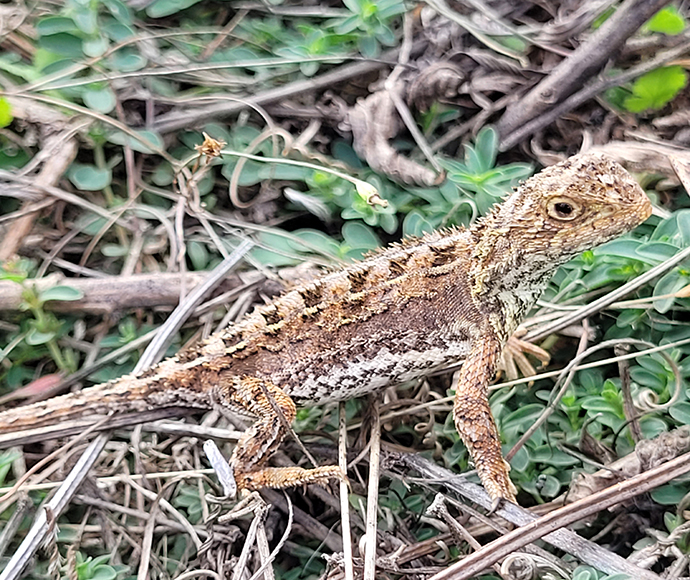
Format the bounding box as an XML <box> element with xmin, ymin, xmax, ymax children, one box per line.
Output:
<box><xmin>547</xmin><ymin>197</ymin><xmax>582</xmax><ymax>221</ymax></box>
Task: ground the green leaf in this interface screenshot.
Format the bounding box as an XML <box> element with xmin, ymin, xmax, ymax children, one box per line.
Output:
<box><xmin>37</xmin><ymin>57</ymin><xmax>73</xmax><ymax>76</ymax></box>
<box><xmin>537</xmin><ymin>474</ymin><xmax>562</xmax><ymax>498</ymax></box>
<box><xmin>102</xmin><ymin>21</ymin><xmax>135</xmax><ymax>42</ymax></box>
<box><xmin>25</xmin><ymin>328</ymin><xmax>56</xmax><ymax>345</ymax></box>
<box><xmin>109</xmin><ymin>50</ymin><xmax>146</xmax><ymax>72</ymax></box>
<box><xmin>72</xmin><ymin>7</ymin><xmax>98</xmax><ymax>35</ymax></box>
<box><xmin>67</xmin><ymin>163</ymin><xmax>112</xmax><ymax>191</ymax></box>
<box><xmin>293</xmin><ymin>229</ymin><xmax>341</xmax><ymax>258</ymax></box>
<box><xmin>0</xmin><ymin>98</ymin><xmax>13</xmax><ymax>128</ymax></box>
<box><xmin>653</xmin><ymin>269</ymin><xmax>689</xmax><ymax>313</ymax></box>
<box><xmin>101</xmin><ymin>244</ymin><xmax>129</xmax><ymax>257</ymax></box>
<box><xmin>629</xmin><ymin>367</ymin><xmax>665</xmax><ymax>390</ymax></box>
<box><xmin>102</xmin><ymin>0</ymin><xmax>132</xmax><ymax>24</ymax></box>
<box><xmin>473</xmin><ymin>126</ymin><xmax>498</xmax><ymax>172</ymax></box>
<box><xmin>646</xmin><ymin>6</ymin><xmax>686</xmax><ymax>35</ymax></box>
<box><xmin>83</xmin><ymin>87</ymin><xmax>116</xmax><ymax>113</ymax></box>
<box><xmin>502</xmin><ymin>404</ymin><xmax>545</xmax><ymax>429</ymax></box>
<box><xmin>39</xmin><ymin>32</ymin><xmax>84</xmax><ymax>58</ymax></box>
<box><xmin>220</xmin><ymin>159</ymin><xmax>262</xmax><ymax>186</ymax></box>
<box><xmin>68</xmin><ymin>164</ymin><xmax>112</xmax><ymax>191</ymax></box>
<box><xmin>402</xmin><ymin>211</ymin><xmax>434</xmax><ymax>238</ymax></box>
<box><xmin>39</xmin><ymin>285</ymin><xmax>84</xmax><ymax>302</ymax></box>
<box><xmin>528</xmin><ymin>446</ymin><xmax>580</xmax><ymax>467</ymax></box>
<box><xmin>508</xmin><ymin>445</ymin><xmax>529</xmax><ymax>472</ymax></box>
<box><xmin>651</xmin><ymin>484</ymin><xmax>689</xmax><ymax>505</ymax></box>
<box><xmin>651</xmin><ymin>209</ymin><xmax>690</xmax><ymax>245</ymax></box>
<box><xmin>89</xmin><ymin>565</ymin><xmax>117</xmax><ymax>580</ymax></box>
<box><xmin>146</xmin><ymin>0</ymin><xmax>202</xmax><ymax>18</ymax></box>
<box><xmin>670</xmin><ymin>402</ymin><xmax>690</xmax><ymax>425</ymax></box>
<box><xmin>636</xmin><ymin>241</ymin><xmax>680</xmax><ymax>263</ymax></box>
<box><xmin>624</xmin><ymin>66</ymin><xmax>688</xmax><ymax>113</ymax></box>
<box><xmin>639</xmin><ymin>417</ymin><xmax>667</xmax><ymax>440</ymax></box>
<box><xmin>342</xmin><ymin>221</ymin><xmax>380</xmax><ymax>251</ymax></box>
<box><xmin>106</xmin><ymin>129</ymin><xmax>163</xmax><ymax>153</ymax></box>
<box><xmin>187</xmin><ymin>241</ymin><xmax>208</xmax><ymax>270</ymax></box>
<box><xmin>82</xmin><ymin>36</ymin><xmax>108</xmax><ymax>57</ymax></box>
<box><xmin>36</xmin><ymin>17</ymin><xmax>78</xmax><ymax>35</ymax></box>
<box><xmin>594</xmin><ymin>239</ymin><xmax>642</xmax><ymax>261</ymax></box>
<box><xmin>571</xmin><ymin>567</ymin><xmax>596</xmax><ymax>580</ymax></box>
<box><xmin>358</xmin><ymin>35</ymin><xmax>379</xmax><ymax>58</ymax></box>
<box><xmin>0</xmin><ymin>450</ymin><xmax>20</xmax><ymax>486</ymax></box>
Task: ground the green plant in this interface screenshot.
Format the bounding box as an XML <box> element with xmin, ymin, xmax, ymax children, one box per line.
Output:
<box><xmin>172</xmin><ymin>484</ymin><xmax>206</xmax><ymax>523</ymax></box>
<box><xmin>274</xmin><ymin>26</ymin><xmax>353</xmax><ymax>76</ymax></box>
<box><xmin>623</xmin><ymin>65</ymin><xmax>688</xmax><ymax>113</ymax></box>
<box><xmin>18</xmin><ymin>284</ymin><xmax>83</xmax><ymax>373</ymax></box>
<box><xmin>334</xmin><ymin>0</ymin><xmax>406</xmax><ymax>57</ymax></box>
<box><xmin>0</xmin><ymin>98</ymin><xmax>12</xmax><ymax>127</ymax></box>
<box><xmin>644</xmin><ymin>5</ymin><xmax>686</xmax><ymax>35</ymax></box>
<box><xmin>0</xmin><ymin>450</ymin><xmax>20</xmax><ymax>486</ymax></box>
<box><xmin>438</xmin><ymin>126</ymin><xmax>534</xmax><ymax>215</ymax></box>
<box><xmin>74</xmin><ymin>552</ymin><xmax>125</xmax><ymax>580</ymax></box>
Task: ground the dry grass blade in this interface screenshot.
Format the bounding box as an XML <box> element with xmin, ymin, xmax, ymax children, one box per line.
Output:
<box><xmin>137</xmin><ymin>239</ymin><xmax>253</xmax><ymax>367</ymax></box>
<box><xmin>339</xmin><ymin>402</ymin><xmax>355</xmax><ymax>580</ymax></box>
<box><xmin>0</xmin><ymin>434</ymin><xmax>110</xmax><ymax>580</ymax></box>
<box><xmin>524</xmin><ymin>244</ymin><xmax>690</xmax><ymax>342</ymax></box>
<box><xmin>363</xmin><ymin>393</ymin><xmax>382</xmax><ymax>580</ymax></box>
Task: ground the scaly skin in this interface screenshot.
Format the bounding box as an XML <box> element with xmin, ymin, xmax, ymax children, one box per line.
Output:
<box><xmin>0</xmin><ymin>153</ymin><xmax>652</xmax><ymax>504</ymax></box>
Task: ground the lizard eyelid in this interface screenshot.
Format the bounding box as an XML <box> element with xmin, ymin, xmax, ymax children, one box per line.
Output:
<box><xmin>546</xmin><ymin>196</ymin><xmax>583</xmax><ymax>221</ymax></box>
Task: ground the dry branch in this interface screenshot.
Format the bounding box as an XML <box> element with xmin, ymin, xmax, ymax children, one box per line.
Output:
<box><xmin>398</xmin><ymin>453</ymin><xmax>664</xmax><ymax>580</ymax></box>
<box><xmin>497</xmin><ymin>0</ymin><xmax>671</xmax><ymax>140</ymax></box>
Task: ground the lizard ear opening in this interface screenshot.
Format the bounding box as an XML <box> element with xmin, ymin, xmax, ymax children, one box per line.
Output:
<box><xmin>547</xmin><ymin>196</ymin><xmax>583</xmax><ymax>221</ymax></box>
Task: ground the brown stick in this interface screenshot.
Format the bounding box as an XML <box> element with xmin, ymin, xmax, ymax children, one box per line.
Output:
<box><xmin>497</xmin><ymin>0</ymin><xmax>671</xmax><ymax>140</ymax></box>
<box><xmin>0</xmin><ymin>270</ymin><xmax>269</xmax><ymax>314</ymax></box>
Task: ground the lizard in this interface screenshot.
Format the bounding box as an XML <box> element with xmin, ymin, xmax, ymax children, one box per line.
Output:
<box><xmin>0</xmin><ymin>153</ymin><xmax>652</xmax><ymax>506</ymax></box>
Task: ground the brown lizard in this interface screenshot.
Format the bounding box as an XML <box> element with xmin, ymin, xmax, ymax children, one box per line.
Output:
<box><xmin>0</xmin><ymin>153</ymin><xmax>652</xmax><ymax>506</ymax></box>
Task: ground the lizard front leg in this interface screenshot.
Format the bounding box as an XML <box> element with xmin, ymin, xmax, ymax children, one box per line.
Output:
<box><xmin>453</xmin><ymin>333</ymin><xmax>517</xmax><ymax>508</ymax></box>
<box><xmin>215</xmin><ymin>374</ymin><xmax>343</xmax><ymax>491</ymax></box>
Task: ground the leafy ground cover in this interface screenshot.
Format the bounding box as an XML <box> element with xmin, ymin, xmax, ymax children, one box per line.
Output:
<box><xmin>1</xmin><ymin>0</ymin><xmax>690</xmax><ymax>579</ymax></box>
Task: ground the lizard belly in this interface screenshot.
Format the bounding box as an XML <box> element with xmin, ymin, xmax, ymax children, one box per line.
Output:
<box><xmin>283</xmin><ymin>340</ymin><xmax>472</xmax><ymax>406</ymax></box>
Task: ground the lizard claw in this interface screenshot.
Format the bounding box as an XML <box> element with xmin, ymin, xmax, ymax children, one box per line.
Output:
<box><xmin>498</xmin><ymin>329</ymin><xmax>551</xmax><ymax>383</ymax></box>
<box><xmin>236</xmin><ymin>465</ymin><xmax>345</xmax><ymax>491</ymax></box>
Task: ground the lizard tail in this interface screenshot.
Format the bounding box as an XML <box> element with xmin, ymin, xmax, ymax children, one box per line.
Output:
<box><xmin>0</xmin><ymin>363</ymin><xmax>213</xmax><ymax>435</ymax></box>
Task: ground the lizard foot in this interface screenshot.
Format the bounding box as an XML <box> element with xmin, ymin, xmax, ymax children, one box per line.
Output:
<box><xmin>499</xmin><ymin>329</ymin><xmax>550</xmax><ymax>382</ymax></box>
<box><xmin>481</xmin><ymin>458</ymin><xmax>518</xmax><ymax>511</ymax></box>
<box><xmin>236</xmin><ymin>465</ymin><xmax>346</xmax><ymax>491</ymax></box>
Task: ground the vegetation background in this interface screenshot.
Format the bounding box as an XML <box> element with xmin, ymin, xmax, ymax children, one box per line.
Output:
<box><xmin>1</xmin><ymin>0</ymin><xmax>690</xmax><ymax>579</ymax></box>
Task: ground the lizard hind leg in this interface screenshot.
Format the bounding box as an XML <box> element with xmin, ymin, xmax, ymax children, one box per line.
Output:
<box><xmin>215</xmin><ymin>374</ymin><xmax>343</xmax><ymax>492</ymax></box>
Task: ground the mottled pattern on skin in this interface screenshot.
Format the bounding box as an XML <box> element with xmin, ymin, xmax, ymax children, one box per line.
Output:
<box><xmin>0</xmin><ymin>154</ymin><xmax>653</xmax><ymax>502</ymax></box>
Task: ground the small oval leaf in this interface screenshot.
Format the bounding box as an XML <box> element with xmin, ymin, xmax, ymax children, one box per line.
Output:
<box><xmin>68</xmin><ymin>164</ymin><xmax>112</xmax><ymax>191</ymax></box>
<box><xmin>39</xmin><ymin>285</ymin><xmax>84</xmax><ymax>302</ymax></box>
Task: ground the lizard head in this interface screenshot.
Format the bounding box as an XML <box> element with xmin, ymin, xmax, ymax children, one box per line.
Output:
<box><xmin>477</xmin><ymin>152</ymin><xmax>652</xmax><ymax>263</ymax></box>
<box><xmin>468</xmin><ymin>153</ymin><xmax>652</xmax><ymax>310</ymax></box>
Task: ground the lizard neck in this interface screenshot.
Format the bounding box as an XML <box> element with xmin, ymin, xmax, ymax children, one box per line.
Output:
<box><xmin>466</xmin><ymin>208</ymin><xmax>575</xmax><ymax>342</ymax></box>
